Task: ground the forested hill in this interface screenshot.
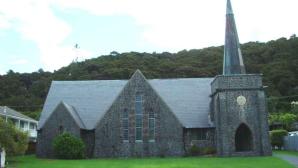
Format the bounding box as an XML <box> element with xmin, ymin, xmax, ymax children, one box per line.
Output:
<box><xmin>0</xmin><ymin>36</ymin><xmax>298</xmax><ymax>119</ymax></box>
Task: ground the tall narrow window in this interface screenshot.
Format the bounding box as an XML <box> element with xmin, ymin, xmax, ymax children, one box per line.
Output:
<box><xmin>122</xmin><ymin>108</ymin><xmax>129</xmax><ymax>142</ymax></box>
<box><xmin>135</xmin><ymin>95</ymin><xmax>143</xmax><ymax>141</ymax></box>
<box><xmin>59</xmin><ymin>125</ymin><xmax>64</xmax><ymax>134</ymax></box>
<box><xmin>149</xmin><ymin>110</ymin><xmax>155</xmax><ymax>142</ymax></box>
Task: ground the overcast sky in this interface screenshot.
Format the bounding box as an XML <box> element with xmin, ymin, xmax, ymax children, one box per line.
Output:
<box><xmin>0</xmin><ymin>0</ymin><xmax>298</xmax><ymax>74</ymax></box>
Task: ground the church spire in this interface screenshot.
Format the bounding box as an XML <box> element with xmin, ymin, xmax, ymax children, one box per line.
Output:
<box><xmin>223</xmin><ymin>0</ymin><xmax>246</xmax><ymax>75</ymax></box>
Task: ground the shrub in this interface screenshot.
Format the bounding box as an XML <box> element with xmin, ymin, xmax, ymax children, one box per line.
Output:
<box><xmin>53</xmin><ymin>133</ymin><xmax>85</xmax><ymax>159</ymax></box>
<box><xmin>189</xmin><ymin>145</ymin><xmax>200</xmax><ymax>156</ymax></box>
<box><xmin>202</xmin><ymin>147</ymin><xmax>216</xmax><ymax>155</ymax></box>
<box><xmin>270</xmin><ymin>129</ymin><xmax>288</xmax><ymax>149</ymax></box>
<box><xmin>0</xmin><ymin>118</ymin><xmax>28</xmax><ymax>156</ymax></box>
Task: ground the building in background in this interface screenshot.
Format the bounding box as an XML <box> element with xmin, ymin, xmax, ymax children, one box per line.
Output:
<box><xmin>0</xmin><ymin>106</ymin><xmax>38</xmax><ymax>142</ymax></box>
<box><xmin>0</xmin><ymin>147</ymin><xmax>5</xmax><ymax>168</ymax></box>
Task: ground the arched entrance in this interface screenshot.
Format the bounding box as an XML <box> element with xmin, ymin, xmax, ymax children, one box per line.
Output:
<box><xmin>235</xmin><ymin>123</ymin><xmax>253</xmax><ymax>152</ymax></box>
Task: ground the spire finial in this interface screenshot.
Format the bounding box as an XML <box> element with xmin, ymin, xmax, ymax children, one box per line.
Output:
<box><xmin>227</xmin><ymin>0</ymin><xmax>233</xmax><ymax>15</ymax></box>
<box><xmin>223</xmin><ymin>0</ymin><xmax>246</xmax><ymax>75</ymax></box>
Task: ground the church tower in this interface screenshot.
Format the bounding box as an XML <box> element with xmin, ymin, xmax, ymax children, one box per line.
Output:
<box><xmin>210</xmin><ymin>0</ymin><xmax>272</xmax><ymax>156</ymax></box>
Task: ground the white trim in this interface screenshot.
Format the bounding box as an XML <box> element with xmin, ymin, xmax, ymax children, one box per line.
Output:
<box><xmin>0</xmin><ymin>148</ymin><xmax>5</xmax><ymax>168</ymax></box>
<box><xmin>0</xmin><ymin>113</ymin><xmax>38</xmax><ymax>123</ymax></box>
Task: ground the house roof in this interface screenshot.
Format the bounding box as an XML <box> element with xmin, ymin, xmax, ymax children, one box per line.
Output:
<box><xmin>38</xmin><ymin>77</ymin><xmax>214</xmax><ymax>130</ymax></box>
<box><xmin>0</xmin><ymin>106</ymin><xmax>38</xmax><ymax>123</ymax></box>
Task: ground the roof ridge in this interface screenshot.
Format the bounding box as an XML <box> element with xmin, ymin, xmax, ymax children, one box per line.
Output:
<box><xmin>61</xmin><ymin>102</ymin><xmax>86</xmax><ymax>129</ymax></box>
<box><xmin>69</xmin><ymin>105</ymin><xmax>86</xmax><ymax>129</ymax></box>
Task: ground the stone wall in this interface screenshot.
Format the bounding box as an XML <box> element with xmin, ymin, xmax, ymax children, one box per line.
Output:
<box><xmin>183</xmin><ymin>128</ymin><xmax>215</xmax><ymax>154</ymax></box>
<box><xmin>93</xmin><ymin>71</ymin><xmax>185</xmax><ymax>157</ymax></box>
<box><xmin>211</xmin><ymin>74</ymin><xmax>272</xmax><ymax>156</ymax></box>
<box><xmin>81</xmin><ymin>130</ymin><xmax>95</xmax><ymax>158</ymax></box>
<box><xmin>36</xmin><ymin>103</ymin><xmax>81</xmax><ymax>158</ymax></box>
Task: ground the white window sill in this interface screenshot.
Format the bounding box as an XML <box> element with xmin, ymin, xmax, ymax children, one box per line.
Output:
<box><xmin>135</xmin><ymin>140</ymin><xmax>143</xmax><ymax>143</ymax></box>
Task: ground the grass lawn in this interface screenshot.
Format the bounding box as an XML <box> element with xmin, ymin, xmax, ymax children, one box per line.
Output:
<box><xmin>274</xmin><ymin>150</ymin><xmax>298</xmax><ymax>157</ymax></box>
<box><xmin>6</xmin><ymin>155</ymin><xmax>295</xmax><ymax>168</ymax></box>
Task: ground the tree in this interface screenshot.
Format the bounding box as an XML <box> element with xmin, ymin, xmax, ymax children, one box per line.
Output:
<box><xmin>279</xmin><ymin>113</ymin><xmax>297</xmax><ymax>131</ymax></box>
<box><xmin>269</xmin><ymin>113</ymin><xmax>297</xmax><ymax>131</ymax></box>
<box><xmin>0</xmin><ymin>118</ymin><xmax>28</xmax><ymax>156</ymax></box>
<box><xmin>291</xmin><ymin>101</ymin><xmax>298</xmax><ymax>114</ymax></box>
<box><xmin>1</xmin><ymin>36</ymin><xmax>298</xmax><ymax>118</ymax></box>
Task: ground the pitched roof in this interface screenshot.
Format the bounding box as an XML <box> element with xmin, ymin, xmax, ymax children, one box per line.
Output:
<box><xmin>60</xmin><ymin>102</ymin><xmax>86</xmax><ymax>129</ymax></box>
<box><xmin>0</xmin><ymin>106</ymin><xmax>38</xmax><ymax>123</ymax></box>
<box><xmin>38</xmin><ymin>77</ymin><xmax>214</xmax><ymax>130</ymax></box>
<box><xmin>38</xmin><ymin>80</ymin><xmax>127</xmax><ymax>130</ymax></box>
<box><xmin>149</xmin><ymin>78</ymin><xmax>213</xmax><ymax>128</ymax></box>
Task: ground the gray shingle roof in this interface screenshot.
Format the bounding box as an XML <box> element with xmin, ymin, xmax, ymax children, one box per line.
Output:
<box><xmin>0</xmin><ymin>106</ymin><xmax>37</xmax><ymax>123</ymax></box>
<box><xmin>38</xmin><ymin>78</ymin><xmax>214</xmax><ymax>130</ymax></box>
<box><xmin>61</xmin><ymin>102</ymin><xmax>86</xmax><ymax>129</ymax></box>
<box><xmin>149</xmin><ymin>78</ymin><xmax>214</xmax><ymax>128</ymax></box>
<box><xmin>38</xmin><ymin>80</ymin><xmax>127</xmax><ymax>130</ymax></box>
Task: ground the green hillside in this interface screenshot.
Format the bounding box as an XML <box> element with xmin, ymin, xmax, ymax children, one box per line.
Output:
<box><xmin>0</xmin><ymin>36</ymin><xmax>297</xmax><ymax>119</ymax></box>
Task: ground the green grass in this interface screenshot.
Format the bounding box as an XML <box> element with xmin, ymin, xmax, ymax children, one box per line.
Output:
<box><xmin>6</xmin><ymin>155</ymin><xmax>294</xmax><ymax>168</ymax></box>
<box><xmin>274</xmin><ymin>150</ymin><xmax>298</xmax><ymax>157</ymax></box>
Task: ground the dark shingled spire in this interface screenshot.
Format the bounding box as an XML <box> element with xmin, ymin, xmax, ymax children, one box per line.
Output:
<box><xmin>223</xmin><ymin>0</ymin><xmax>246</xmax><ymax>75</ymax></box>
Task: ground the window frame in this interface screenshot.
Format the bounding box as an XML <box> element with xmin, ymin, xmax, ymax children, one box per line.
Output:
<box><xmin>122</xmin><ymin>108</ymin><xmax>129</xmax><ymax>142</ymax></box>
<box><xmin>135</xmin><ymin>94</ymin><xmax>143</xmax><ymax>142</ymax></box>
<box><xmin>148</xmin><ymin>110</ymin><xmax>155</xmax><ymax>142</ymax></box>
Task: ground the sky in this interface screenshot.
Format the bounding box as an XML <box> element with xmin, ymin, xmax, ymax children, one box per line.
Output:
<box><xmin>0</xmin><ymin>0</ymin><xmax>298</xmax><ymax>75</ymax></box>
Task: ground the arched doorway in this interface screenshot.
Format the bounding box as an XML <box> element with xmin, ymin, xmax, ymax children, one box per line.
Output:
<box><xmin>235</xmin><ymin>123</ymin><xmax>253</xmax><ymax>152</ymax></box>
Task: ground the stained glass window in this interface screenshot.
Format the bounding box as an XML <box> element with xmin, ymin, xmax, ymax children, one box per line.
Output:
<box><xmin>135</xmin><ymin>95</ymin><xmax>143</xmax><ymax>141</ymax></box>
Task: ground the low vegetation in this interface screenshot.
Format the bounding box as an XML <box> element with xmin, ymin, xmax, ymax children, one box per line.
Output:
<box><xmin>270</xmin><ymin>129</ymin><xmax>288</xmax><ymax>149</ymax></box>
<box><xmin>6</xmin><ymin>155</ymin><xmax>295</xmax><ymax>168</ymax></box>
<box><xmin>0</xmin><ymin>118</ymin><xmax>28</xmax><ymax>156</ymax></box>
<box><xmin>53</xmin><ymin>133</ymin><xmax>85</xmax><ymax>159</ymax></box>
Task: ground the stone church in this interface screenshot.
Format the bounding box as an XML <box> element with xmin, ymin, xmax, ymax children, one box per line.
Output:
<box><xmin>37</xmin><ymin>0</ymin><xmax>272</xmax><ymax>158</ymax></box>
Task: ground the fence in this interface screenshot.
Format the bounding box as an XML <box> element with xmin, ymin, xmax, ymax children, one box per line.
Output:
<box><xmin>284</xmin><ymin>136</ymin><xmax>298</xmax><ymax>151</ymax></box>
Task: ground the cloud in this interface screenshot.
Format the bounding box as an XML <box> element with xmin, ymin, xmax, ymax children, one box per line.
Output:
<box><xmin>0</xmin><ymin>14</ymin><xmax>11</xmax><ymax>29</ymax></box>
<box><xmin>51</xmin><ymin>0</ymin><xmax>226</xmax><ymax>50</ymax></box>
<box><xmin>10</xmin><ymin>59</ymin><xmax>29</xmax><ymax>65</ymax></box>
<box><xmin>1</xmin><ymin>0</ymin><xmax>298</xmax><ymax>72</ymax></box>
<box><xmin>0</xmin><ymin>0</ymin><xmax>93</xmax><ymax>71</ymax></box>
<box><xmin>51</xmin><ymin>0</ymin><xmax>298</xmax><ymax>51</ymax></box>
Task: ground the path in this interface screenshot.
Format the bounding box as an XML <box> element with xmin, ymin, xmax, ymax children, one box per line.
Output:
<box><xmin>275</xmin><ymin>153</ymin><xmax>298</xmax><ymax>167</ymax></box>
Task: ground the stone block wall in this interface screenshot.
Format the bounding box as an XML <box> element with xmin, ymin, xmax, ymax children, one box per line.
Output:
<box><xmin>36</xmin><ymin>103</ymin><xmax>81</xmax><ymax>158</ymax></box>
<box><xmin>211</xmin><ymin>74</ymin><xmax>272</xmax><ymax>156</ymax></box>
<box><xmin>183</xmin><ymin>128</ymin><xmax>215</xmax><ymax>154</ymax></box>
<box><xmin>93</xmin><ymin>71</ymin><xmax>185</xmax><ymax>157</ymax></box>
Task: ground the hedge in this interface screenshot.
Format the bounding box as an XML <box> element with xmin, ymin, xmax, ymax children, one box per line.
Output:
<box><xmin>53</xmin><ymin>133</ymin><xmax>85</xmax><ymax>159</ymax></box>
<box><xmin>269</xmin><ymin>129</ymin><xmax>288</xmax><ymax>149</ymax></box>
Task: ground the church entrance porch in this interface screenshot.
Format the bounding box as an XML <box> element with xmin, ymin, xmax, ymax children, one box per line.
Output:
<box><xmin>235</xmin><ymin>124</ymin><xmax>253</xmax><ymax>152</ymax></box>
